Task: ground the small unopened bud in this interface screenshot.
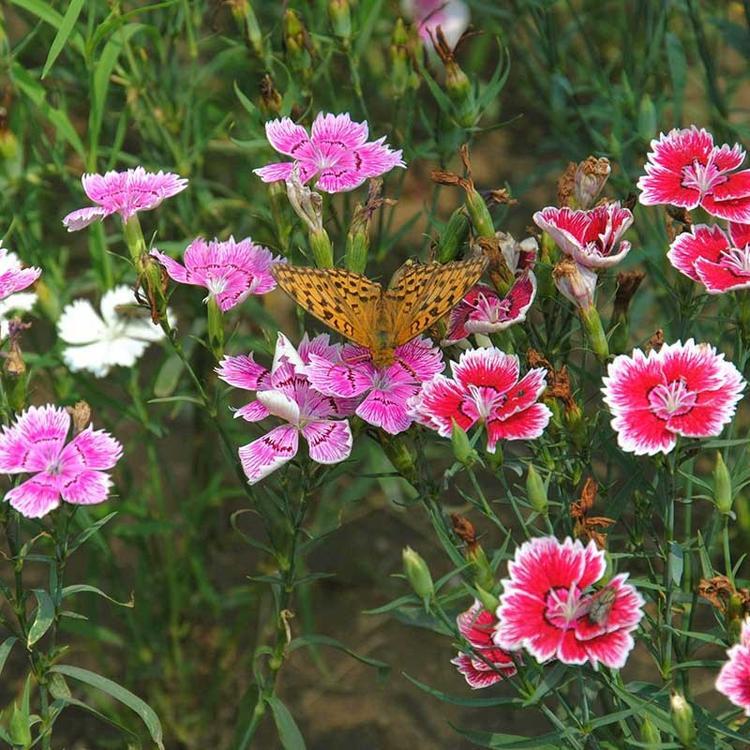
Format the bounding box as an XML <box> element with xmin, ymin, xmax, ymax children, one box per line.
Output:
<box><xmin>670</xmin><ymin>692</ymin><xmax>696</xmax><ymax>748</ymax></box>
<box><xmin>328</xmin><ymin>0</ymin><xmax>352</xmax><ymax>45</ymax></box>
<box><xmin>283</xmin><ymin>10</ymin><xmax>314</xmax><ymax>87</ymax></box>
<box><xmin>432</xmin><ymin>28</ymin><xmax>476</xmax><ymax>128</ymax></box>
<box><xmin>380</xmin><ymin>432</ymin><xmax>417</xmax><ymax>484</ymax></box>
<box><xmin>285</xmin><ymin>167</ymin><xmax>333</xmax><ymax>268</ymax></box>
<box><xmin>437</xmin><ymin>207</ymin><xmax>470</xmax><ymax>262</ymax></box>
<box><xmin>713</xmin><ymin>452</ymin><xmax>734</xmax><ymax>516</ymax></box>
<box><xmin>451</xmin><ymin>420</ymin><xmax>478</xmax><ymax>467</ymax></box>
<box><xmin>231</xmin><ymin>0</ymin><xmax>265</xmax><ymax>59</ymax></box>
<box><xmin>390</xmin><ymin>18</ymin><xmax>416</xmax><ymax>98</ymax></box>
<box><xmin>66</xmin><ymin>401</ymin><xmax>92</xmax><ymax>435</ymax></box>
<box><xmin>553</xmin><ymin>258</ymin><xmax>597</xmax><ymax>311</ymax></box>
<box><xmin>259</xmin><ymin>74</ymin><xmax>282</xmax><ymax>117</ymax></box>
<box><xmin>639</xmin><ymin>716</ymin><xmax>661</xmax><ymax>749</ymax></box>
<box><xmin>574</xmin><ymin>156</ymin><xmax>611</xmax><ymax>209</ymax></box>
<box><xmin>525</xmin><ymin>464</ymin><xmax>548</xmax><ymax>516</ymax></box>
<box><xmin>403</xmin><ymin>546</ymin><xmax>434</xmax><ymax>604</ymax></box>
<box><xmin>475</xmin><ymin>585</ymin><xmax>500</xmax><ymax>614</ymax></box>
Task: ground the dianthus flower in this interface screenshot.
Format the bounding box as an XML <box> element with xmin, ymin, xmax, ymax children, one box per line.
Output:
<box><xmin>402</xmin><ymin>0</ymin><xmax>469</xmax><ymax>49</ymax></box>
<box><xmin>716</xmin><ymin>618</ymin><xmax>750</xmax><ymax>716</ymax></box>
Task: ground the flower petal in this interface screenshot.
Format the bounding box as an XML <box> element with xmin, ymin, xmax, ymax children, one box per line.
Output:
<box><xmin>238</xmin><ymin>425</ymin><xmax>299</xmax><ymax>484</ymax></box>
<box><xmin>6</xmin><ymin>472</ymin><xmax>61</xmax><ymax>518</ymax></box>
<box><xmin>301</xmin><ymin>419</ymin><xmax>352</xmax><ymax>464</ymax></box>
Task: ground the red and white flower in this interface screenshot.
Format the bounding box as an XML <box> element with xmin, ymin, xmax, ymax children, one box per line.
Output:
<box><xmin>409</xmin><ymin>347</ymin><xmax>551</xmax><ymax>452</ymax></box>
<box><xmin>451</xmin><ymin>600</ymin><xmax>517</xmax><ymax>689</ymax></box>
<box><xmin>494</xmin><ymin>537</ymin><xmax>644</xmax><ymax>669</ymax></box>
<box><xmin>533</xmin><ymin>203</ymin><xmax>633</xmax><ymax>268</ymax></box>
<box><xmin>716</xmin><ymin>617</ymin><xmax>750</xmax><ymax>716</ymax></box>
<box><xmin>442</xmin><ymin>273</ymin><xmax>536</xmax><ymax>345</ymax></box>
<box><xmin>668</xmin><ymin>222</ymin><xmax>750</xmax><ymax>293</ymax></box>
<box><xmin>602</xmin><ymin>339</ymin><xmax>745</xmax><ymax>456</ymax></box>
<box><xmin>637</xmin><ymin>126</ymin><xmax>750</xmax><ymax>223</ymax></box>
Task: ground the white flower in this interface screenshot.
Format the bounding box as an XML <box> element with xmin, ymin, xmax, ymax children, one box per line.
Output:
<box><xmin>0</xmin><ymin>291</ymin><xmax>37</xmax><ymax>339</ymax></box>
<box><xmin>401</xmin><ymin>0</ymin><xmax>470</xmax><ymax>49</ymax></box>
<box><xmin>57</xmin><ymin>285</ymin><xmax>167</xmax><ymax>378</ymax></box>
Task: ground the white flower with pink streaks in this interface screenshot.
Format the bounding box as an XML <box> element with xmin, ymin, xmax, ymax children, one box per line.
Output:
<box><xmin>637</xmin><ymin>126</ymin><xmax>750</xmax><ymax>223</ymax></box>
<box><xmin>402</xmin><ymin>0</ymin><xmax>469</xmax><ymax>49</ymax></box>
<box><xmin>303</xmin><ymin>336</ymin><xmax>444</xmax><ymax>435</ymax></box>
<box><xmin>0</xmin><ymin>405</ymin><xmax>122</xmax><ymax>519</ymax></box>
<box><xmin>494</xmin><ymin>537</ymin><xmax>644</xmax><ymax>670</ymax></box>
<box><xmin>62</xmin><ymin>167</ymin><xmax>188</xmax><ymax>231</ymax></box>
<box><xmin>668</xmin><ymin>222</ymin><xmax>750</xmax><ymax>294</ymax></box>
<box><xmin>150</xmin><ymin>236</ymin><xmax>282</xmax><ymax>312</ymax></box>
<box><xmin>254</xmin><ymin>112</ymin><xmax>405</xmax><ymax>194</ymax></box>
<box><xmin>716</xmin><ymin>617</ymin><xmax>750</xmax><ymax>716</ymax></box>
<box><xmin>602</xmin><ymin>339</ymin><xmax>745</xmax><ymax>456</ymax></box>
<box><xmin>533</xmin><ymin>203</ymin><xmax>633</xmax><ymax>269</ymax></box>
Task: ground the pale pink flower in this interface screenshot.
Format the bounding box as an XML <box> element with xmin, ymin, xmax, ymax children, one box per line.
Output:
<box><xmin>496</xmin><ymin>232</ymin><xmax>538</xmax><ymax>274</ymax></box>
<box><xmin>494</xmin><ymin>537</ymin><xmax>644</xmax><ymax>670</ymax></box>
<box><xmin>451</xmin><ymin>600</ymin><xmax>517</xmax><ymax>689</ymax></box>
<box><xmin>254</xmin><ymin>112</ymin><xmax>405</xmax><ymax>193</ymax></box>
<box><xmin>602</xmin><ymin>339</ymin><xmax>745</xmax><ymax>456</ymax></box>
<box><xmin>667</xmin><ymin>222</ymin><xmax>750</xmax><ymax>294</ymax></box>
<box><xmin>716</xmin><ymin>618</ymin><xmax>750</xmax><ymax>716</ymax></box>
<box><xmin>62</xmin><ymin>167</ymin><xmax>188</xmax><ymax>231</ymax></box>
<box><xmin>402</xmin><ymin>0</ymin><xmax>470</xmax><ymax>49</ymax></box>
<box><xmin>533</xmin><ymin>203</ymin><xmax>633</xmax><ymax>269</ymax></box>
<box><xmin>637</xmin><ymin>126</ymin><xmax>750</xmax><ymax>223</ymax></box>
<box><xmin>0</xmin><ymin>405</ymin><xmax>122</xmax><ymax>519</ymax></box>
<box><xmin>442</xmin><ymin>273</ymin><xmax>537</xmax><ymax>345</ymax></box>
<box><xmin>409</xmin><ymin>347</ymin><xmax>551</xmax><ymax>452</ymax></box>
<box><xmin>150</xmin><ymin>236</ymin><xmax>282</xmax><ymax>312</ymax></box>
<box><xmin>553</xmin><ymin>259</ymin><xmax>598</xmax><ymax>310</ymax></box>
<box><xmin>0</xmin><ymin>243</ymin><xmax>41</xmax><ymax>301</ymax></box>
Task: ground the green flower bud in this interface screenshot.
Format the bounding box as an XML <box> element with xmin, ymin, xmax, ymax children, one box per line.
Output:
<box><xmin>670</xmin><ymin>692</ymin><xmax>696</xmax><ymax>748</ymax></box>
<box><xmin>713</xmin><ymin>452</ymin><xmax>734</xmax><ymax>516</ymax></box>
<box><xmin>328</xmin><ymin>0</ymin><xmax>351</xmax><ymax>45</ymax></box>
<box><xmin>432</xmin><ymin>28</ymin><xmax>477</xmax><ymax>128</ymax></box>
<box><xmin>437</xmin><ymin>207</ymin><xmax>470</xmax><ymax>262</ymax></box>
<box><xmin>639</xmin><ymin>716</ymin><xmax>661</xmax><ymax>749</ymax></box>
<box><xmin>468</xmin><ymin>546</ymin><xmax>495</xmax><ymax>593</ymax></box>
<box><xmin>380</xmin><ymin>432</ymin><xmax>417</xmax><ymax>483</ymax></box>
<box><xmin>451</xmin><ymin>420</ymin><xmax>478</xmax><ymax>467</ymax></box>
<box><xmin>403</xmin><ymin>546</ymin><xmax>434</xmax><ymax>604</ymax></box>
<box><xmin>390</xmin><ymin>18</ymin><xmax>413</xmax><ymax>99</ymax></box>
<box><xmin>283</xmin><ymin>10</ymin><xmax>313</xmax><ymax>88</ymax></box>
<box><xmin>526</xmin><ymin>464</ymin><xmax>548</xmax><ymax>516</ymax></box>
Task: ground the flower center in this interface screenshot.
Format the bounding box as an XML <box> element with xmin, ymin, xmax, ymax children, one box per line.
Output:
<box><xmin>681</xmin><ymin>156</ymin><xmax>727</xmax><ymax>196</ymax></box>
<box><xmin>544</xmin><ymin>585</ymin><xmax>587</xmax><ymax>629</ymax></box>
<box><xmin>205</xmin><ymin>276</ymin><xmax>228</xmax><ymax>299</ymax></box>
<box><xmin>467</xmin><ymin>384</ymin><xmax>506</xmax><ymax>420</ymax></box>
<box><xmin>648</xmin><ymin>379</ymin><xmax>697</xmax><ymax>419</ymax></box>
<box><xmin>720</xmin><ymin>247</ymin><xmax>750</xmax><ymax>277</ymax></box>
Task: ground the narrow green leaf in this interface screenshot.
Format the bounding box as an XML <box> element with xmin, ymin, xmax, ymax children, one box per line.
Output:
<box><xmin>288</xmin><ymin>634</ymin><xmax>390</xmax><ymax>679</ymax></box>
<box><xmin>61</xmin><ymin>584</ymin><xmax>134</xmax><ymax>608</ymax></box>
<box><xmin>266</xmin><ymin>695</ymin><xmax>306</xmax><ymax>750</ymax></box>
<box><xmin>27</xmin><ymin>589</ymin><xmax>55</xmax><ymax>648</ymax></box>
<box><xmin>69</xmin><ymin>512</ymin><xmax>118</xmax><ymax>553</ymax></box>
<box><xmin>0</xmin><ymin>637</ymin><xmax>18</xmax><ymax>678</ymax></box>
<box><xmin>403</xmin><ymin>672</ymin><xmax>520</xmax><ymax>708</ymax></box>
<box><xmin>42</xmin><ymin>0</ymin><xmax>86</xmax><ymax>79</ymax></box>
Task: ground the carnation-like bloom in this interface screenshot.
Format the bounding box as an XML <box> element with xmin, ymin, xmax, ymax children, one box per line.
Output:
<box><xmin>57</xmin><ymin>285</ymin><xmax>166</xmax><ymax>378</ymax></box>
<box><xmin>254</xmin><ymin>112</ymin><xmax>405</xmax><ymax>193</ymax></box>
<box><xmin>451</xmin><ymin>600</ymin><xmax>517</xmax><ymax>689</ymax></box>
<box><xmin>62</xmin><ymin>167</ymin><xmax>188</xmax><ymax>231</ymax></box>
<box><xmin>150</xmin><ymin>236</ymin><xmax>281</xmax><ymax>312</ymax></box>
<box><xmin>668</xmin><ymin>222</ymin><xmax>750</xmax><ymax>294</ymax></box>
<box><xmin>402</xmin><ymin>0</ymin><xmax>469</xmax><ymax>49</ymax></box>
<box><xmin>304</xmin><ymin>337</ymin><xmax>444</xmax><ymax>435</ymax></box>
<box><xmin>217</xmin><ymin>333</ymin><xmax>356</xmax><ymax>483</ymax></box>
<box><xmin>0</xmin><ymin>405</ymin><xmax>122</xmax><ymax>518</ymax></box>
<box><xmin>602</xmin><ymin>339</ymin><xmax>745</xmax><ymax>455</ymax></box>
<box><xmin>494</xmin><ymin>537</ymin><xmax>644</xmax><ymax>669</ymax></box>
<box><xmin>533</xmin><ymin>203</ymin><xmax>633</xmax><ymax>268</ymax></box>
<box><xmin>637</xmin><ymin>126</ymin><xmax>750</xmax><ymax>223</ymax></box>
<box><xmin>409</xmin><ymin>347</ymin><xmax>551</xmax><ymax>452</ymax></box>
<box><xmin>442</xmin><ymin>273</ymin><xmax>537</xmax><ymax>345</ymax></box>
<box><xmin>0</xmin><ymin>244</ymin><xmax>41</xmax><ymax>303</ymax></box>
<box><xmin>716</xmin><ymin>617</ymin><xmax>750</xmax><ymax>716</ymax></box>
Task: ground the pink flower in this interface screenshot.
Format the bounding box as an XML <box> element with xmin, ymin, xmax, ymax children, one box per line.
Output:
<box><xmin>304</xmin><ymin>337</ymin><xmax>444</xmax><ymax>435</ymax></box>
<box><xmin>254</xmin><ymin>113</ymin><xmax>405</xmax><ymax>193</ymax></box>
<box><xmin>494</xmin><ymin>537</ymin><xmax>644</xmax><ymax>669</ymax></box>
<box><xmin>217</xmin><ymin>334</ymin><xmax>355</xmax><ymax>483</ymax></box>
<box><xmin>497</xmin><ymin>232</ymin><xmax>538</xmax><ymax>274</ymax></box>
<box><xmin>716</xmin><ymin>618</ymin><xmax>750</xmax><ymax>716</ymax></box>
<box><xmin>442</xmin><ymin>274</ymin><xmax>537</xmax><ymax>345</ymax></box>
<box><xmin>0</xmin><ymin>405</ymin><xmax>122</xmax><ymax>519</ymax></box>
<box><xmin>451</xmin><ymin>600</ymin><xmax>517</xmax><ymax>689</ymax></box>
<box><xmin>0</xmin><ymin>243</ymin><xmax>41</xmax><ymax>300</ymax></box>
<box><xmin>62</xmin><ymin>167</ymin><xmax>188</xmax><ymax>231</ymax></box>
<box><xmin>602</xmin><ymin>339</ymin><xmax>745</xmax><ymax>456</ymax></box>
<box><xmin>409</xmin><ymin>347</ymin><xmax>551</xmax><ymax>452</ymax></box>
<box><xmin>667</xmin><ymin>222</ymin><xmax>750</xmax><ymax>294</ymax></box>
<box><xmin>150</xmin><ymin>236</ymin><xmax>282</xmax><ymax>312</ymax></box>
<box><xmin>402</xmin><ymin>0</ymin><xmax>470</xmax><ymax>49</ymax></box>
<box><xmin>533</xmin><ymin>203</ymin><xmax>633</xmax><ymax>268</ymax></box>
<box><xmin>637</xmin><ymin>126</ymin><xmax>750</xmax><ymax>223</ymax></box>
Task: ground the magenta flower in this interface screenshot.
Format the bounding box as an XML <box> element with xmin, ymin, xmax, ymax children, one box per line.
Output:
<box><xmin>254</xmin><ymin>112</ymin><xmax>405</xmax><ymax>193</ymax></box>
<box><xmin>667</xmin><ymin>222</ymin><xmax>750</xmax><ymax>294</ymax></box>
<box><xmin>402</xmin><ymin>0</ymin><xmax>470</xmax><ymax>49</ymax></box>
<box><xmin>494</xmin><ymin>537</ymin><xmax>644</xmax><ymax>669</ymax></box>
<box><xmin>716</xmin><ymin>618</ymin><xmax>750</xmax><ymax>716</ymax></box>
<box><xmin>409</xmin><ymin>347</ymin><xmax>551</xmax><ymax>452</ymax></box>
<box><xmin>304</xmin><ymin>337</ymin><xmax>444</xmax><ymax>435</ymax></box>
<box><xmin>533</xmin><ymin>203</ymin><xmax>633</xmax><ymax>269</ymax></box>
<box><xmin>442</xmin><ymin>274</ymin><xmax>537</xmax><ymax>345</ymax></box>
<box><xmin>0</xmin><ymin>243</ymin><xmax>41</xmax><ymax>300</ymax></box>
<box><xmin>150</xmin><ymin>236</ymin><xmax>281</xmax><ymax>312</ymax></box>
<box><xmin>451</xmin><ymin>600</ymin><xmax>517</xmax><ymax>689</ymax></box>
<box><xmin>62</xmin><ymin>167</ymin><xmax>188</xmax><ymax>231</ymax></box>
<box><xmin>637</xmin><ymin>126</ymin><xmax>750</xmax><ymax>223</ymax></box>
<box><xmin>602</xmin><ymin>339</ymin><xmax>745</xmax><ymax>456</ymax></box>
<box><xmin>217</xmin><ymin>333</ymin><xmax>356</xmax><ymax>483</ymax></box>
<box><xmin>0</xmin><ymin>405</ymin><xmax>122</xmax><ymax>519</ymax></box>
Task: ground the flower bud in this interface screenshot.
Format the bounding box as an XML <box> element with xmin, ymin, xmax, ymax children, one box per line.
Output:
<box><xmin>525</xmin><ymin>464</ymin><xmax>548</xmax><ymax>516</ymax></box>
<box><xmin>574</xmin><ymin>156</ymin><xmax>611</xmax><ymax>209</ymax></box>
<box><xmin>66</xmin><ymin>401</ymin><xmax>92</xmax><ymax>435</ymax></box>
<box><xmin>553</xmin><ymin>258</ymin><xmax>597</xmax><ymax>311</ymax></box>
<box><xmin>380</xmin><ymin>432</ymin><xmax>417</xmax><ymax>484</ymax></box>
<box><xmin>403</xmin><ymin>546</ymin><xmax>434</xmax><ymax>604</ymax></box>
<box><xmin>283</xmin><ymin>10</ymin><xmax>313</xmax><ymax>88</ymax></box>
<box><xmin>451</xmin><ymin>420</ymin><xmax>478</xmax><ymax>467</ymax></box>
<box><xmin>639</xmin><ymin>716</ymin><xmax>661</xmax><ymax>749</ymax></box>
<box><xmin>468</xmin><ymin>546</ymin><xmax>495</xmax><ymax>593</ymax></box>
<box><xmin>230</xmin><ymin>0</ymin><xmax>265</xmax><ymax>60</ymax></box>
<box><xmin>328</xmin><ymin>0</ymin><xmax>352</xmax><ymax>46</ymax></box>
<box><xmin>123</xmin><ymin>216</ymin><xmax>168</xmax><ymax>324</ymax></box>
<box><xmin>259</xmin><ymin>74</ymin><xmax>283</xmax><ymax>117</ymax></box>
<box><xmin>670</xmin><ymin>693</ymin><xmax>696</xmax><ymax>748</ymax></box>
<box><xmin>475</xmin><ymin>584</ymin><xmax>500</xmax><ymax>613</ymax></box>
<box><xmin>285</xmin><ymin>167</ymin><xmax>333</xmax><ymax>268</ymax></box>
<box><xmin>3</xmin><ymin>333</ymin><xmax>26</xmax><ymax>412</ymax></box>
<box><xmin>432</xmin><ymin>28</ymin><xmax>476</xmax><ymax>128</ymax></box>
<box><xmin>713</xmin><ymin>452</ymin><xmax>734</xmax><ymax>516</ymax></box>
<box><xmin>390</xmin><ymin>18</ymin><xmax>416</xmax><ymax>98</ymax></box>
<box><xmin>437</xmin><ymin>207</ymin><xmax>470</xmax><ymax>262</ymax></box>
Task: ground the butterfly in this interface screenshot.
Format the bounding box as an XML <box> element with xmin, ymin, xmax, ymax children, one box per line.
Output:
<box><xmin>272</xmin><ymin>257</ymin><xmax>487</xmax><ymax>367</ymax></box>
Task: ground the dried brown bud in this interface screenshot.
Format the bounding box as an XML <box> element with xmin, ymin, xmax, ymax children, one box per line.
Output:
<box><xmin>4</xmin><ymin>339</ymin><xmax>24</xmax><ymax>378</ymax></box>
<box><xmin>66</xmin><ymin>401</ymin><xmax>92</xmax><ymax>435</ymax></box>
<box><xmin>451</xmin><ymin>513</ymin><xmax>478</xmax><ymax>553</ymax></box>
<box><xmin>557</xmin><ymin>162</ymin><xmax>577</xmax><ymax>207</ymax></box>
<box><xmin>483</xmin><ymin>188</ymin><xmax>517</xmax><ymax>207</ymax></box>
<box><xmin>570</xmin><ymin>477</ymin><xmax>614</xmax><ymax>549</ymax></box>
<box><xmin>574</xmin><ymin>156</ymin><xmax>611</xmax><ymax>209</ymax></box>
<box><xmin>613</xmin><ymin>271</ymin><xmax>646</xmax><ymax>318</ymax></box>
<box><xmin>259</xmin><ymin>74</ymin><xmax>282</xmax><ymax>116</ymax></box>
<box><xmin>646</xmin><ymin>329</ymin><xmax>665</xmax><ymax>353</ymax></box>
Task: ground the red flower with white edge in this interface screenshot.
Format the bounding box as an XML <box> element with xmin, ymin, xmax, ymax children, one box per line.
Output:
<box><xmin>637</xmin><ymin>126</ymin><xmax>750</xmax><ymax>223</ymax></box>
<box><xmin>668</xmin><ymin>222</ymin><xmax>750</xmax><ymax>293</ymax></box>
<box><xmin>442</xmin><ymin>273</ymin><xmax>537</xmax><ymax>345</ymax></box>
<box><xmin>494</xmin><ymin>537</ymin><xmax>644</xmax><ymax>670</ymax></box>
<box><xmin>602</xmin><ymin>339</ymin><xmax>745</xmax><ymax>456</ymax></box>
<box><xmin>451</xmin><ymin>600</ymin><xmax>517</xmax><ymax>689</ymax></box>
<box><xmin>716</xmin><ymin>617</ymin><xmax>750</xmax><ymax>716</ymax></box>
<box><xmin>409</xmin><ymin>347</ymin><xmax>551</xmax><ymax>453</ymax></box>
<box><xmin>533</xmin><ymin>203</ymin><xmax>633</xmax><ymax>269</ymax></box>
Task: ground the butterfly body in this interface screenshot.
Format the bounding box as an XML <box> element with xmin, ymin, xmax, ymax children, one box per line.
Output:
<box><xmin>273</xmin><ymin>258</ymin><xmax>487</xmax><ymax>366</ymax></box>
